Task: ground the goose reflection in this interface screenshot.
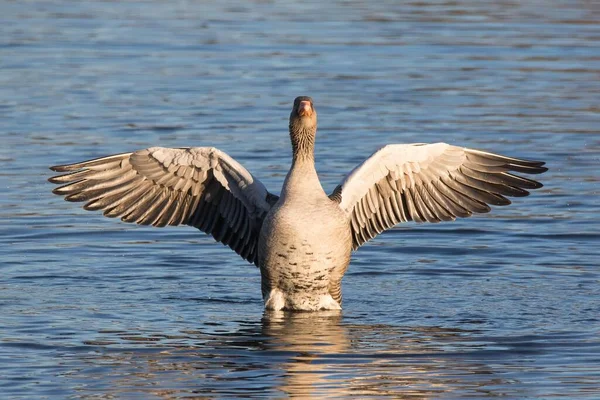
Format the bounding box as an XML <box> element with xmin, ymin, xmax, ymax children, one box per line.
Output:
<box><xmin>70</xmin><ymin>316</ymin><xmax>515</xmax><ymax>398</ymax></box>
<box><xmin>259</xmin><ymin>312</ymin><xmax>502</xmax><ymax>397</ymax></box>
<box><xmin>261</xmin><ymin>310</ymin><xmax>349</xmax><ymax>397</ymax></box>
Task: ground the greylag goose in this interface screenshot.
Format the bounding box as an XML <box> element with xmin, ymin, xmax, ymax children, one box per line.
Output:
<box><xmin>49</xmin><ymin>96</ymin><xmax>547</xmax><ymax>311</ymax></box>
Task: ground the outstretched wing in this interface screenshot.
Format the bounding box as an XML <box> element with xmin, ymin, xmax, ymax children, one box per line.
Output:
<box><xmin>330</xmin><ymin>143</ymin><xmax>547</xmax><ymax>250</ymax></box>
<box><xmin>49</xmin><ymin>147</ymin><xmax>279</xmax><ymax>264</ymax></box>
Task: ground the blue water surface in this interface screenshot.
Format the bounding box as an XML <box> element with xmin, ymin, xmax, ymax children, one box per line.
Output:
<box><xmin>1</xmin><ymin>1</ymin><xmax>599</xmax><ymax>398</ymax></box>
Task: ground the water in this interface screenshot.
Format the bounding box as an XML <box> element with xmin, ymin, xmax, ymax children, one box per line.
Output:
<box><xmin>1</xmin><ymin>0</ymin><xmax>599</xmax><ymax>398</ymax></box>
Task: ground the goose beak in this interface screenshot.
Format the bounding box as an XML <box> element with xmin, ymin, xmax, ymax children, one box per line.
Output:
<box><xmin>298</xmin><ymin>100</ymin><xmax>313</xmax><ymax>117</ymax></box>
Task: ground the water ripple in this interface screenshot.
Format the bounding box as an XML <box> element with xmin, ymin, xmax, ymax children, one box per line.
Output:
<box><xmin>1</xmin><ymin>0</ymin><xmax>599</xmax><ymax>398</ymax></box>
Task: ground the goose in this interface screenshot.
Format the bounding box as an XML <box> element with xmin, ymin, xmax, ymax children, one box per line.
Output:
<box><xmin>49</xmin><ymin>96</ymin><xmax>547</xmax><ymax>311</ymax></box>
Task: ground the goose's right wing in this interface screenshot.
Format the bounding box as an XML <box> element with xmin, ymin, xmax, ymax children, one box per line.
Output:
<box><xmin>49</xmin><ymin>146</ymin><xmax>279</xmax><ymax>264</ymax></box>
<box><xmin>331</xmin><ymin>143</ymin><xmax>547</xmax><ymax>250</ymax></box>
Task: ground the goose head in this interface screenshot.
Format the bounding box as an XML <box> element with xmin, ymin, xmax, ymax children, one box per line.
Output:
<box><xmin>289</xmin><ymin>96</ymin><xmax>317</xmax><ymax>160</ymax></box>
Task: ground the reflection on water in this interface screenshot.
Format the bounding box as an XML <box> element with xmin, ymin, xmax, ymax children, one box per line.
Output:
<box><xmin>46</xmin><ymin>313</ymin><xmax>598</xmax><ymax>398</ymax></box>
<box><xmin>263</xmin><ymin>311</ymin><xmax>350</xmax><ymax>397</ymax></box>
<box><xmin>2</xmin><ymin>0</ymin><xmax>600</xmax><ymax>398</ymax></box>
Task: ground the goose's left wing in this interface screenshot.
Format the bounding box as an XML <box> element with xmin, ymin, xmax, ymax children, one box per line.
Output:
<box><xmin>49</xmin><ymin>147</ymin><xmax>279</xmax><ymax>264</ymax></box>
<box><xmin>329</xmin><ymin>143</ymin><xmax>547</xmax><ymax>250</ymax></box>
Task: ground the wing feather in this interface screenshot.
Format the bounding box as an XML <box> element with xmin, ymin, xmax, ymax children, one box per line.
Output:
<box><xmin>331</xmin><ymin>143</ymin><xmax>546</xmax><ymax>250</ymax></box>
<box><xmin>49</xmin><ymin>147</ymin><xmax>279</xmax><ymax>265</ymax></box>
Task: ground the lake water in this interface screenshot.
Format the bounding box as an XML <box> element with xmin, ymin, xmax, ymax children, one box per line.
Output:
<box><xmin>1</xmin><ymin>0</ymin><xmax>599</xmax><ymax>398</ymax></box>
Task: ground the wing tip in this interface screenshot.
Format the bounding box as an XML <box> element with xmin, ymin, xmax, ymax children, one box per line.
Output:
<box><xmin>468</xmin><ymin>148</ymin><xmax>548</xmax><ymax>171</ymax></box>
<box><xmin>511</xmin><ymin>163</ymin><xmax>547</xmax><ymax>175</ymax></box>
<box><xmin>49</xmin><ymin>164</ymin><xmax>77</xmax><ymax>173</ymax></box>
<box><xmin>49</xmin><ymin>152</ymin><xmax>132</xmax><ymax>174</ymax></box>
<box><xmin>532</xmin><ymin>180</ymin><xmax>544</xmax><ymax>189</ymax></box>
<box><xmin>48</xmin><ymin>174</ymin><xmax>71</xmax><ymax>184</ymax></box>
<box><xmin>520</xmin><ymin>160</ymin><xmax>546</xmax><ymax>168</ymax></box>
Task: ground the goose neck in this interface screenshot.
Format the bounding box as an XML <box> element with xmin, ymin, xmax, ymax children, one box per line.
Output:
<box><xmin>290</xmin><ymin>126</ymin><xmax>316</xmax><ymax>163</ymax></box>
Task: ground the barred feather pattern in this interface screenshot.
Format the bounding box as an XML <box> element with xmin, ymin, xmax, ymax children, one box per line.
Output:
<box><xmin>333</xmin><ymin>143</ymin><xmax>547</xmax><ymax>250</ymax></box>
<box><xmin>289</xmin><ymin>121</ymin><xmax>316</xmax><ymax>162</ymax></box>
<box><xmin>49</xmin><ymin>147</ymin><xmax>279</xmax><ymax>265</ymax></box>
